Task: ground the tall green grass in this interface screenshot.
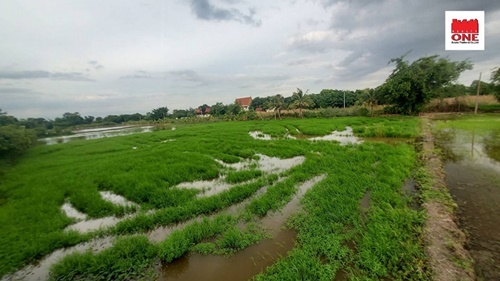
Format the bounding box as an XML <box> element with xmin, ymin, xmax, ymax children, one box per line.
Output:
<box><xmin>0</xmin><ymin>117</ymin><xmax>422</xmax><ymax>277</ymax></box>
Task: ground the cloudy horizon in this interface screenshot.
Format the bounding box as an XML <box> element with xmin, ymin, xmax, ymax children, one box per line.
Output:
<box><xmin>1</xmin><ymin>0</ymin><xmax>499</xmax><ymax>119</ymax></box>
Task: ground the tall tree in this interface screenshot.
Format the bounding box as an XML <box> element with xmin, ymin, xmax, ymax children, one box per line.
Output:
<box><xmin>291</xmin><ymin>88</ymin><xmax>314</xmax><ymax>118</ymax></box>
<box><xmin>491</xmin><ymin>67</ymin><xmax>500</xmax><ymax>102</ymax></box>
<box><xmin>268</xmin><ymin>94</ymin><xmax>285</xmax><ymax>119</ymax></box>
<box><xmin>382</xmin><ymin>55</ymin><xmax>472</xmax><ymax>115</ymax></box>
<box><xmin>149</xmin><ymin>106</ymin><xmax>169</xmax><ymax>120</ymax></box>
<box><xmin>361</xmin><ymin>88</ymin><xmax>377</xmax><ymax>116</ymax></box>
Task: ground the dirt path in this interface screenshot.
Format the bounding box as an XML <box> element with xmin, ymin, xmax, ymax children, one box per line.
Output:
<box><xmin>420</xmin><ymin>116</ymin><xmax>475</xmax><ymax>281</ymax></box>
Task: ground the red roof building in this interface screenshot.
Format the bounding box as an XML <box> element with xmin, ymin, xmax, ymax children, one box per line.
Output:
<box><xmin>235</xmin><ymin>97</ymin><xmax>252</xmax><ymax>111</ymax></box>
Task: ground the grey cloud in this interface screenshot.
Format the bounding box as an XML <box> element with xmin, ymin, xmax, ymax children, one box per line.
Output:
<box><xmin>0</xmin><ymin>70</ymin><xmax>51</xmax><ymax>79</ymax></box>
<box><xmin>294</xmin><ymin>0</ymin><xmax>500</xmax><ymax>81</ymax></box>
<box><xmin>0</xmin><ymin>70</ymin><xmax>93</xmax><ymax>81</ymax></box>
<box><xmin>51</xmin><ymin>72</ymin><xmax>94</xmax><ymax>81</ymax></box>
<box><xmin>0</xmin><ymin>87</ymin><xmax>37</xmax><ymax>94</ymax></box>
<box><xmin>88</xmin><ymin>60</ymin><xmax>104</xmax><ymax>70</ymax></box>
<box><xmin>165</xmin><ymin>70</ymin><xmax>207</xmax><ymax>84</ymax></box>
<box><xmin>190</xmin><ymin>0</ymin><xmax>261</xmax><ymax>26</ymax></box>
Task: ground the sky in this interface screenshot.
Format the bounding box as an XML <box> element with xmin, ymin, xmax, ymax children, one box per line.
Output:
<box><xmin>1</xmin><ymin>0</ymin><xmax>499</xmax><ymax>119</ymax></box>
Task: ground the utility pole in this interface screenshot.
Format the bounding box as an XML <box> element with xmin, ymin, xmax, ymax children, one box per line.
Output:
<box><xmin>474</xmin><ymin>72</ymin><xmax>481</xmax><ymax>115</ymax></box>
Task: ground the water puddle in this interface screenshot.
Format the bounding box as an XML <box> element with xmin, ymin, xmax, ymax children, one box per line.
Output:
<box><xmin>1</xmin><ymin>237</ymin><xmax>114</xmax><ymax>281</ymax></box>
<box><xmin>177</xmin><ymin>154</ymin><xmax>305</xmax><ymax>197</ymax></box>
<box><xmin>248</xmin><ymin>131</ymin><xmax>272</xmax><ymax>140</ymax></box>
<box><xmin>65</xmin><ymin>216</ymin><xmax>127</xmax><ymax>234</ymax></box>
<box><xmin>261</xmin><ymin>175</ymin><xmax>326</xmax><ymax>233</ymax></box>
<box><xmin>39</xmin><ymin>125</ymin><xmax>155</xmax><ymax>145</ymax></box>
<box><xmin>176</xmin><ymin>179</ymin><xmax>236</xmax><ymax>198</ymax></box>
<box><xmin>216</xmin><ymin>154</ymin><xmax>305</xmax><ymax>174</ymax></box>
<box><xmin>309</xmin><ymin>127</ymin><xmax>362</xmax><ymax>145</ymax></box>
<box><xmin>159</xmin><ymin>175</ymin><xmax>326</xmax><ymax>281</ymax></box>
<box><xmin>62</xmin><ymin>191</ymin><xmax>138</xmax><ymax>233</ymax></box>
<box><xmin>359</xmin><ymin>191</ymin><xmax>370</xmax><ymax>222</ymax></box>
<box><xmin>435</xmin><ymin>127</ymin><xmax>500</xmax><ymax>280</ymax></box>
<box><xmin>99</xmin><ymin>191</ymin><xmax>137</xmax><ymax>207</ymax></box>
<box><xmin>148</xmin><ymin>178</ymin><xmax>285</xmax><ymax>243</ymax></box>
<box><xmin>61</xmin><ymin>202</ymin><xmax>86</xmax><ymax>221</ymax></box>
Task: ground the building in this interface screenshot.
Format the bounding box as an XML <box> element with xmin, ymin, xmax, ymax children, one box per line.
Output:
<box><xmin>235</xmin><ymin>97</ymin><xmax>252</xmax><ymax>111</ymax></box>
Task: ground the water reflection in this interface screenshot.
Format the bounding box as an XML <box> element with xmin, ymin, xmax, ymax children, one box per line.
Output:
<box><xmin>435</xmin><ymin>126</ymin><xmax>500</xmax><ymax>280</ymax></box>
<box><xmin>39</xmin><ymin>126</ymin><xmax>155</xmax><ymax>145</ymax></box>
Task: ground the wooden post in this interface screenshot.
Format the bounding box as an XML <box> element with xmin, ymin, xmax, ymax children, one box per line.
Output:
<box><xmin>474</xmin><ymin>72</ymin><xmax>481</xmax><ymax>114</ymax></box>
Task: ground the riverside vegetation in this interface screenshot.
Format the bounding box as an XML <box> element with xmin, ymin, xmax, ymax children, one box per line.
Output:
<box><xmin>0</xmin><ymin>117</ymin><xmax>428</xmax><ymax>280</ymax></box>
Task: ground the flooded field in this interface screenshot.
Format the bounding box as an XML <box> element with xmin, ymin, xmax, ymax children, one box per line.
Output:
<box><xmin>0</xmin><ymin>117</ymin><xmax>425</xmax><ymax>280</ymax></box>
<box><xmin>160</xmin><ymin>176</ymin><xmax>326</xmax><ymax>281</ymax></box>
<box><xmin>39</xmin><ymin>125</ymin><xmax>156</xmax><ymax>145</ymax></box>
<box><xmin>434</xmin><ymin>118</ymin><xmax>500</xmax><ymax>280</ymax></box>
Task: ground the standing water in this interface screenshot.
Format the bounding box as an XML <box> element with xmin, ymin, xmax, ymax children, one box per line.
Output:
<box><xmin>434</xmin><ymin>127</ymin><xmax>500</xmax><ymax>280</ymax></box>
<box><xmin>159</xmin><ymin>175</ymin><xmax>326</xmax><ymax>281</ymax></box>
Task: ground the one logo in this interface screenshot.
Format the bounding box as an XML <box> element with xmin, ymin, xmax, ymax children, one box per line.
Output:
<box><xmin>445</xmin><ymin>11</ymin><xmax>484</xmax><ymax>51</ymax></box>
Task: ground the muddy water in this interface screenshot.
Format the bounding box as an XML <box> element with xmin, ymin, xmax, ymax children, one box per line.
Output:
<box><xmin>159</xmin><ymin>175</ymin><xmax>326</xmax><ymax>281</ymax></box>
<box><xmin>435</xmin><ymin>128</ymin><xmax>500</xmax><ymax>280</ymax></box>
<box><xmin>1</xmin><ymin>237</ymin><xmax>114</xmax><ymax>281</ymax></box>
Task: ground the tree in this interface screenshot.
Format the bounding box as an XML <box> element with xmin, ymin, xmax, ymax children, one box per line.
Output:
<box><xmin>361</xmin><ymin>88</ymin><xmax>377</xmax><ymax>116</ymax></box>
<box><xmin>149</xmin><ymin>107</ymin><xmax>169</xmax><ymax>120</ymax></box>
<box><xmin>210</xmin><ymin>102</ymin><xmax>227</xmax><ymax>116</ymax></box>
<box><xmin>291</xmin><ymin>88</ymin><xmax>314</xmax><ymax>118</ymax></box>
<box><xmin>469</xmin><ymin>80</ymin><xmax>492</xmax><ymax>95</ymax></box>
<box><xmin>382</xmin><ymin>55</ymin><xmax>473</xmax><ymax>115</ymax></box>
<box><xmin>491</xmin><ymin>67</ymin><xmax>500</xmax><ymax>102</ymax></box>
<box><xmin>0</xmin><ymin>125</ymin><xmax>36</xmax><ymax>159</ymax></box>
<box><xmin>226</xmin><ymin>103</ymin><xmax>242</xmax><ymax>116</ymax></box>
<box><xmin>267</xmin><ymin>94</ymin><xmax>285</xmax><ymax>119</ymax></box>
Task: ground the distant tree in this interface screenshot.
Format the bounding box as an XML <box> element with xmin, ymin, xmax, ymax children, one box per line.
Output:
<box><xmin>0</xmin><ymin>110</ymin><xmax>18</xmax><ymax>126</ymax></box>
<box><xmin>95</xmin><ymin>117</ymin><xmax>103</xmax><ymax>123</ymax></box>
<box><xmin>210</xmin><ymin>102</ymin><xmax>227</xmax><ymax>116</ymax></box>
<box><xmin>361</xmin><ymin>88</ymin><xmax>377</xmax><ymax>116</ymax></box>
<box><xmin>468</xmin><ymin>80</ymin><xmax>492</xmax><ymax>95</ymax></box>
<box><xmin>103</xmin><ymin>115</ymin><xmax>123</xmax><ymax>123</ymax></box>
<box><xmin>291</xmin><ymin>88</ymin><xmax>314</xmax><ymax>118</ymax></box>
<box><xmin>84</xmin><ymin>116</ymin><xmax>94</xmax><ymax>124</ymax></box>
<box><xmin>267</xmin><ymin>94</ymin><xmax>285</xmax><ymax>119</ymax></box>
<box><xmin>0</xmin><ymin>125</ymin><xmax>36</xmax><ymax>159</ymax></box>
<box><xmin>382</xmin><ymin>55</ymin><xmax>473</xmax><ymax>115</ymax></box>
<box><xmin>226</xmin><ymin>103</ymin><xmax>242</xmax><ymax>116</ymax></box>
<box><xmin>250</xmin><ymin>97</ymin><xmax>271</xmax><ymax>111</ymax></box>
<box><xmin>442</xmin><ymin>83</ymin><xmax>468</xmax><ymax>97</ymax></box>
<box><xmin>149</xmin><ymin>107</ymin><xmax>169</xmax><ymax>120</ymax></box>
<box><xmin>490</xmin><ymin>67</ymin><xmax>500</xmax><ymax>102</ymax></box>
<box><xmin>55</xmin><ymin>112</ymin><xmax>85</xmax><ymax>127</ymax></box>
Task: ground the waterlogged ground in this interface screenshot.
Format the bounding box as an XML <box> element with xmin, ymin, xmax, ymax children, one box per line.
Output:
<box><xmin>0</xmin><ymin>117</ymin><xmax>425</xmax><ymax>280</ymax></box>
<box><xmin>434</xmin><ymin>115</ymin><xmax>500</xmax><ymax>280</ymax></box>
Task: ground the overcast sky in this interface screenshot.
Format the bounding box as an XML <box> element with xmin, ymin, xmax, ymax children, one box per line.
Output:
<box><xmin>1</xmin><ymin>0</ymin><xmax>499</xmax><ymax>118</ymax></box>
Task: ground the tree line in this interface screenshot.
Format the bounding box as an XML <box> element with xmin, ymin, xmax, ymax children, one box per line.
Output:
<box><xmin>1</xmin><ymin>55</ymin><xmax>499</xmax><ymax>160</ymax></box>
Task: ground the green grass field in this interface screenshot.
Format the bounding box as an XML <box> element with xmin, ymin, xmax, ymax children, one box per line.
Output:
<box><xmin>0</xmin><ymin>117</ymin><xmax>426</xmax><ymax>280</ymax></box>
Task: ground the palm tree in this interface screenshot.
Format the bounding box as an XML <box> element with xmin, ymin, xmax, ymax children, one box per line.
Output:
<box><xmin>362</xmin><ymin>88</ymin><xmax>377</xmax><ymax>116</ymax></box>
<box><xmin>267</xmin><ymin>94</ymin><xmax>285</xmax><ymax>119</ymax></box>
<box><xmin>291</xmin><ymin>88</ymin><xmax>314</xmax><ymax>118</ymax></box>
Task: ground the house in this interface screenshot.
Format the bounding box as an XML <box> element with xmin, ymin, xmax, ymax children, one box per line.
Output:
<box><xmin>235</xmin><ymin>97</ymin><xmax>252</xmax><ymax>111</ymax></box>
<box><xmin>196</xmin><ymin>106</ymin><xmax>211</xmax><ymax>117</ymax></box>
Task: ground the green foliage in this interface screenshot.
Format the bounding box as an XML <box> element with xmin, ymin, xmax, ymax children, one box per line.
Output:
<box><xmin>468</xmin><ymin>80</ymin><xmax>492</xmax><ymax>95</ymax></box>
<box><xmin>225</xmin><ymin>169</ymin><xmax>263</xmax><ymax>184</ymax></box>
<box><xmin>50</xmin><ymin>236</ymin><xmax>157</xmax><ymax>281</ymax></box>
<box><xmin>491</xmin><ymin>67</ymin><xmax>500</xmax><ymax>102</ymax></box>
<box><xmin>148</xmin><ymin>106</ymin><xmax>169</xmax><ymax>120</ymax></box>
<box><xmin>290</xmin><ymin>88</ymin><xmax>315</xmax><ymax>118</ymax></box>
<box><xmin>382</xmin><ymin>55</ymin><xmax>473</xmax><ymax>115</ymax></box>
<box><xmin>0</xmin><ymin>125</ymin><xmax>37</xmax><ymax>159</ymax></box>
